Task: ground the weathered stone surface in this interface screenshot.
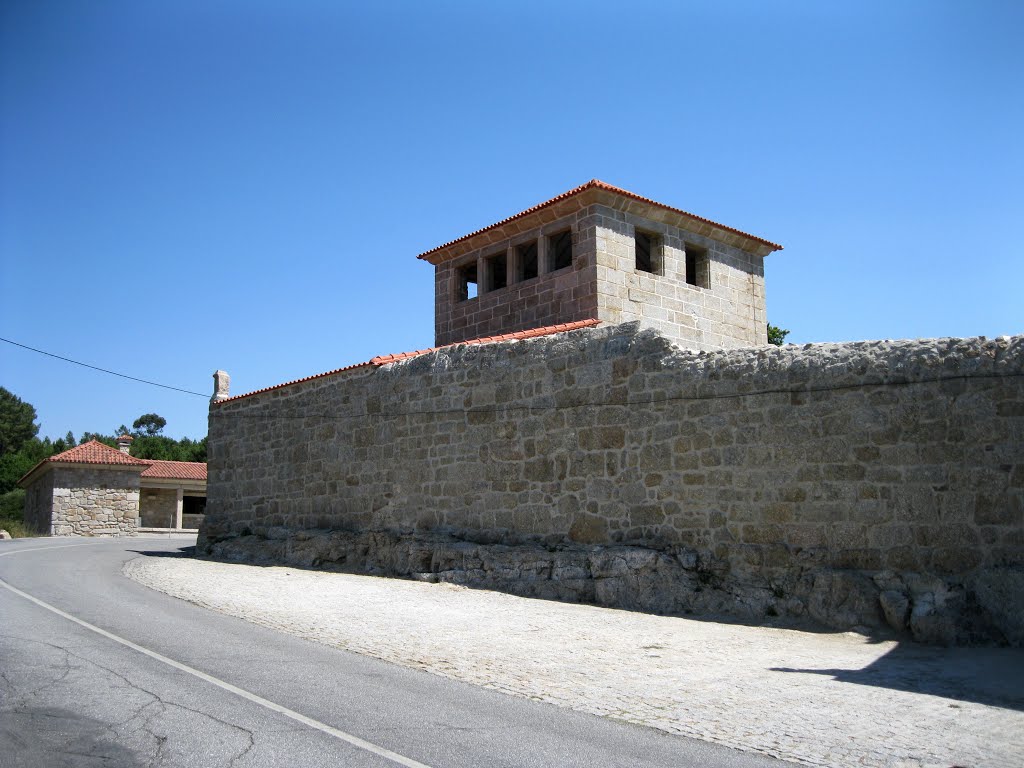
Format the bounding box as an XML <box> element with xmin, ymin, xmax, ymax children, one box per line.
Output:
<box><xmin>879</xmin><ymin>590</ymin><xmax>911</xmax><ymax>631</ymax></box>
<box><xmin>807</xmin><ymin>571</ymin><xmax>883</xmax><ymax>629</ymax></box>
<box><xmin>909</xmin><ymin>588</ymin><xmax>963</xmax><ymax>647</ymax></box>
<box><xmin>201</xmin><ymin>325</ymin><xmax>1024</xmax><ymax>644</ymax></box>
<box><xmin>972</xmin><ymin>568</ymin><xmax>1024</xmax><ymax>646</ymax></box>
<box><xmin>23</xmin><ymin>466</ymin><xmax>139</xmax><ymax>536</ymax></box>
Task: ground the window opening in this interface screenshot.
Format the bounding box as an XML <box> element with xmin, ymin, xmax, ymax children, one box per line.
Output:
<box><xmin>487</xmin><ymin>251</ymin><xmax>508</xmax><ymax>291</ymax></box>
<box><xmin>635</xmin><ymin>232</ymin><xmax>655</xmax><ymax>273</ymax></box>
<box><xmin>183</xmin><ymin>496</ymin><xmax>206</xmax><ymax>515</ymax></box>
<box><xmin>457</xmin><ymin>262</ymin><xmax>478</xmax><ymax>301</ymax></box>
<box><xmin>518</xmin><ymin>241</ymin><xmax>538</xmax><ymax>281</ymax></box>
<box><xmin>550</xmin><ymin>230</ymin><xmax>572</xmax><ymax>271</ymax></box>
<box><xmin>685</xmin><ymin>243</ymin><xmax>710</xmax><ymax>288</ymax></box>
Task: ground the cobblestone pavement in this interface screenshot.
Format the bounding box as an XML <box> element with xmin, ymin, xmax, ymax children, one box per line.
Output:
<box><xmin>124</xmin><ymin>557</ymin><xmax>1024</xmax><ymax>768</ymax></box>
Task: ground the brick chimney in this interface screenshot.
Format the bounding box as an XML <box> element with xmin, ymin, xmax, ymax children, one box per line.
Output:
<box><xmin>116</xmin><ymin>434</ymin><xmax>134</xmax><ymax>455</ymax></box>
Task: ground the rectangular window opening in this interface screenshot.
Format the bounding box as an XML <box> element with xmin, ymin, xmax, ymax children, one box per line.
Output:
<box><xmin>635</xmin><ymin>231</ymin><xmax>656</xmax><ymax>273</ymax></box>
<box><xmin>550</xmin><ymin>229</ymin><xmax>572</xmax><ymax>271</ymax></box>
<box><xmin>457</xmin><ymin>262</ymin><xmax>478</xmax><ymax>301</ymax></box>
<box><xmin>487</xmin><ymin>252</ymin><xmax>508</xmax><ymax>291</ymax></box>
<box><xmin>685</xmin><ymin>243</ymin><xmax>710</xmax><ymax>288</ymax></box>
<box><xmin>518</xmin><ymin>241</ymin><xmax>538</xmax><ymax>281</ymax></box>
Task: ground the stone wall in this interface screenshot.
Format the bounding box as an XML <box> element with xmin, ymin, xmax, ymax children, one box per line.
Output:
<box><xmin>23</xmin><ymin>469</ymin><xmax>55</xmax><ymax>534</ymax></box>
<box><xmin>433</xmin><ymin>209</ymin><xmax>596</xmax><ymax>346</ymax></box>
<box><xmin>140</xmin><ymin>488</ymin><xmax>177</xmax><ymax>528</ymax></box>
<box><xmin>182</xmin><ymin>513</ymin><xmax>205</xmax><ymax>530</ymax></box>
<box><xmin>593</xmin><ymin>206</ymin><xmax>766</xmax><ymax>348</ymax></box>
<box><xmin>50</xmin><ymin>467</ymin><xmax>140</xmax><ymax>536</ymax></box>
<box><xmin>201</xmin><ymin>324</ymin><xmax>1024</xmax><ymax>644</ymax></box>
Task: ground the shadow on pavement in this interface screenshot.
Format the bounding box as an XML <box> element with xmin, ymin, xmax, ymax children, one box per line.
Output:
<box><xmin>128</xmin><ymin>546</ymin><xmax>196</xmax><ymax>558</ymax></box>
<box><xmin>771</xmin><ymin>641</ymin><xmax>1024</xmax><ymax>712</ymax></box>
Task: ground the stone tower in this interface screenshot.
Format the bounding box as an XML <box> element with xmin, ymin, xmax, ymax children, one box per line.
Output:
<box><xmin>419</xmin><ymin>180</ymin><xmax>782</xmax><ymax>350</ymax></box>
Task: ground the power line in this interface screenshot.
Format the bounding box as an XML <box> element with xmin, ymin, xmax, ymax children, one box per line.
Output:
<box><xmin>0</xmin><ymin>336</ymin><xmax>207</xmax><ymax>398</ymax></box>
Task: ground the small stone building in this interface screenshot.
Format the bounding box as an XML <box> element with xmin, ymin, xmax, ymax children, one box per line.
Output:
<box><xmin>19</xmin><ymin>438</ymin><xmax>207</xmax><ymax>536</ymax></box>
<box><xmin>421</xmin><ymin>179</ymin><xmax>783</xmax><ymax>350</ymax></box>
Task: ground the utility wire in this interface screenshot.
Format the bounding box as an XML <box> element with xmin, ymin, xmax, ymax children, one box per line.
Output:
<box><xmin>0</xmin><ymin>336</ymin><xmax>207</xmax><ymax>398</ymax></box>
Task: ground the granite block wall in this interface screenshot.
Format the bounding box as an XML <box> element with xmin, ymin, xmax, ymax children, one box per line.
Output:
<box><xmin>48</xmin><ymin>467</ymin><xmax>140</xmax><ymax>536</ymax></box>
<box><xmin>23</xmin><ymin>469</ymin><xmax>55</xmax><ymax>535</ymax></box>
<box><xmin>201</xmin><ymin>324</ymin><xmax>1024</xmax><ymax>643</ymax></box>
<box><xmin>592</xmin><ymin>207</ymin><xmax>766</xmax><ymax>348</ymax></box>
<box><xmin>140</xmin><ymin>488</ymin><xmax>178</xmax><ymax>528</ymax></box>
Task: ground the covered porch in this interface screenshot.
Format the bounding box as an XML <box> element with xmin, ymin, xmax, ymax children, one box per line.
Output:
<box><xmin>137</xmin><ymin>460</ymin><xmax>207</xmax><ymax>533</ymax></box>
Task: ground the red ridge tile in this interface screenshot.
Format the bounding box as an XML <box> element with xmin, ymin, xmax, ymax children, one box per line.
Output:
<box><xmin>417</xmin><ymin>180</ymin><xmax>783</xmax><ymax>262</ymax></box>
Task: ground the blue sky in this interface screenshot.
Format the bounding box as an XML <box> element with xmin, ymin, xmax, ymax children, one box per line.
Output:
<box><xmin>2</xmin><ymin>1</ymin><xmax>1021</xmax><ymax>441</ymax></box>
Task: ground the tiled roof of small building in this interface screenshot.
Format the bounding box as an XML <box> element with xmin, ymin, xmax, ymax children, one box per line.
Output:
<box><xmin>46</xmin><ymin>440</ymin><xmax>150</xmax><ymax>466</ymax></box>
<box><xmin>141</xmin><ymin>460</ymin><xmax>207</xmax><ymax>481</ymax></box>
<box><xmin>17</xmin><ymin>439</ymin><xmax>208</xmax><ymax>487</ymax></box>
<box><xmin>215</xmin><ymin>318</ymin><xmax>602</xmax><ymax>404</ymax></box>
<box><xmin>417</xmin><ymin>179</ymin><xmax>783</xmax><ymax>263</ymax></box>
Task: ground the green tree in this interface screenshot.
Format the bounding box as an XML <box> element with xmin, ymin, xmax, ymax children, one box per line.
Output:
<box><xmin>767</xmin><ymin>324</ymin><xmax>790</xmax><ymax>346</ymax></box>
<box><xmin>0</xmin><ymin>387</ymin><xmax>40</xmax><ymax>455</ymax></box>
<box><xmin>0</xmin><ymin>435</ymin><xmax>53</xmax><ymax>494</ymax></box>
<box><xmin>132</xmin><ymin>413</ymin><xmax>167</xmax><ymax>437</ymax></box>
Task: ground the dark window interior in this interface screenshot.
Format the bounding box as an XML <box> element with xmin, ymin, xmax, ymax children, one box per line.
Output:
<box><xmin>686</xmin><ymin>243</ymin><xmax>709</xmax><ymax>288</ymax></box>
<box><xmin>550</xmin><ymin>230</ymin><xmax>572</xmax><ymax>271</ymax></box>
<box><xmin>518</xmin><ymin>241</ymin><xmax>538</xmax><ymax>281</ymax></box>
<box><xmin>183</xmin><ymin>496</ymin><xmax>206</xmax><ymax>515</ymax></box>
<box><xmin>458</xmin><ymin>262</ymin><xmax>478</xmax><ymax>301</ymax></box>
<box><xmin>488</xmin><ymin>252</ymin><xmax>508</xmax><ymax>290</ymax></box>
<box><xmin>636</xmin><ymin>232</ymin><xmax>654</xmax><ymax>273</ymax></box>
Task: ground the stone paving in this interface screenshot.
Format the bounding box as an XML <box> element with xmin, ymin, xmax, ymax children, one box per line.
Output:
<box><xmin>124</xmin><ymin>557</ymin><xmax>1024</xmax><ymax>768</ymax></box>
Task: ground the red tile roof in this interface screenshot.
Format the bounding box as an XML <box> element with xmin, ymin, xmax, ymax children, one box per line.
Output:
<box><xmin>212</xmin><ymin>359</ymin><xmax>377</xmax><ymax>405</ymax></box>
<box><xmin>46</xmin><ymin>440</ymin><xmax>150</xmax><ymax>466</ymax></box>
<box><xmin>17</xmin><ymin>440</ymin><xmax>208</xmax><ymax>487</ymax></box>
<box><xmin>370</xmin><ymin>319</ymin><xmax>601</xmax><ymax>364</ymax></box>
<box><xmin>215</xmin><ymin>318</ymin><xmax>602</xmax><ymax>405</ymax></box>
<box><xmin>417</xmin><ymin>179</ymin><xmax>783</xmax><ymax>263</ymax></box>
<box><xmin>141</xmin><ymin>460</ymin><xmax>207</xmax><ymax>481</ymax></box>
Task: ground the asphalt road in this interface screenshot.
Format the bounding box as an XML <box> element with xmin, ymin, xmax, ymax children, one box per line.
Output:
<box><xmin>0</xmin><ymin>536</ymin><xmax>782</xmax><ymax>767</ymax></box>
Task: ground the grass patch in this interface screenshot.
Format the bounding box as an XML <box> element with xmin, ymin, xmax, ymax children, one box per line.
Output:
<box><xmin>0</xmin><ymin>489</ymin><xmax>40</xmax><ymax>538</ymax></box>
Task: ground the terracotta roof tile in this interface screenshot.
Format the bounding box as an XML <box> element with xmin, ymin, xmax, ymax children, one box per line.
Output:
<box><xmin>418</xmin><ymin>179</ymin><xmax>783</xmax><ymax>263</ymax></box>
<box><xmin>46</xmin><ymin>440</ymin><xmax>150</xmax><ymax>466</ymax></box>
<box><xmin>216</xmin><ymin>318</ymin><xmax>601</xmax><ymax>405</ymax></box>
<box><xmin>370</xmin><ymin>319</ymin><xmax>601</xmax><ymax>365</ymax></box>
<box><xmin>214</xmin><ymin>360</ymin><xmax>377</xmax><ymax>405</ymax></box>
<box><xmin>17</xmin><ymin>440</ymin><xmax>209</xmax><ymax>487</ymax></box>
<box><xmin>141</xmin><ymin>460</ymin><xmax>207</xmax><ymax>481</ymax></box>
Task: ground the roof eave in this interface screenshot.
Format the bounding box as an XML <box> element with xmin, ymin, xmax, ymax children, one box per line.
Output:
<box><xmin>417</xmin><ymin>180</ymin><xmax>783</xmax><ymax>266</ymax></box>
<box><xmin>17</xmin><ymin>460</ymin><xmax>147</xmax><ymax>489</ymax></box>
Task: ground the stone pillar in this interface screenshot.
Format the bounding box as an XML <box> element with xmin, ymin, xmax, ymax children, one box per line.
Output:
<box><xmin>116</xmin><ymin>435</ymin><xmax>133</xmax><ymax>454</ymax></box>
<box><xmin>538</xmin><ymin>234</ymin><xmax>551</xmax><ymax>275</ymax></box>
<box><xmin>175</xmin><ymin>488</ymin><xmax>183</xmax><ymax>530</ymax></box>
<box><xmin>476</xmin><ymin>254</ymin><xmax>488</xmax><ymax>295</ymax></box>
<box><xmin>212</xmin><ymin>370</ymin><xmax>230</xmax><ymax>403</ymax></box>
<box><xmin>506</xmin><ymin>244</ymin><xmax>517</xmax><ymax>286</ymax></box>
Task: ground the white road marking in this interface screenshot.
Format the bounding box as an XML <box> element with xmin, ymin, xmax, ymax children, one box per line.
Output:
<box><xmin>0</xmin><ymin>541</ymin><xmax>433</xmax><ymax>768</ymax></box>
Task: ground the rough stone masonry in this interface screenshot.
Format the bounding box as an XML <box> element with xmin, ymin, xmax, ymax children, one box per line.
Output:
<box><xmin>199</xmin><ymin>324</ymin><xmax>1024</xmax><ymax>646</ymax></box>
